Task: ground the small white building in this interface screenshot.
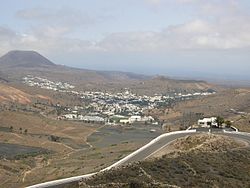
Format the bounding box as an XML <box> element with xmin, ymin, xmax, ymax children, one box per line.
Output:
<box><xmin>198</xmin><ymin>117</ymin><xmax>217</xmax><ymax>127</ymax></box>
<box><xmin>129</xmin><ymin>115</ymin><xmax>142</xmax><ymax>123</ymax></box>
<box><xmin>81</xmin><ymin>115</ymin><xmax>105</xmax><ymax>122</ymax></box>
<box><xmin>63</xmin><ymin>114</ymin><xmax>78</xmax><ymax>119</ymax></box>
<box><xmin>141</xmin><ymin>116</ymin><xmax>154</xmax><ymax>122</ymax></box>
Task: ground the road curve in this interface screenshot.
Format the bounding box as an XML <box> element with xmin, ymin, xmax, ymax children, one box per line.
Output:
<box><xmin>27</xmin><ymin>130</ymin><xmax>196</xmax><ymax>188</ymax></box>
<box><xmin>27</xmin><ymin>130</ymin><xmax>250</xmax><ymax>188</ymax></box>
<box><xmin>103</xmin><ymin>130</ymin><xmax>197</xmax><ymax>170</ymax></box>
<box><xmin>221</xmin><ymin>131</ymin><xmax>250</xmax><ymax>143</ymax></box>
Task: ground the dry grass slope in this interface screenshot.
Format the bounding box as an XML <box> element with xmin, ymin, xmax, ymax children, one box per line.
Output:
<box><xmin>78</xmin><ymin>134</ymin><xmax>250</xmax><ymax>188</ymax></box>
<box><xmin>0</xmin><ymin>83</ymin><xmax>32</xmax><ymax>104</ymax></box>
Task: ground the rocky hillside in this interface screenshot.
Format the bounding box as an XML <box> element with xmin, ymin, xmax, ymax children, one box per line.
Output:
<box><xmin>76</xmin><ymin>134</ymin><xmax>250</xmax><ymax>188</ymax></box>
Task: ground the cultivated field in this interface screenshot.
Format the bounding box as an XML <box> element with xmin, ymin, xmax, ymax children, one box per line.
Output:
<box><xmin>0</xmin><ymin>111</ymin><xmax>161</xmax><ymax>188</ymax></box>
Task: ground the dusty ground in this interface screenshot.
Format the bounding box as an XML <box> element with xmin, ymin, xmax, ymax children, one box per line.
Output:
<box><xmin>0</xmin><ymin>83</ymin><xmax>52</xmax><ymax>105</ymax></box>
<box><xmin>229</xmin><ymin>114</ymin><xmax>250</xmax><ymax>132</ymax></box>
<box><xmin>0</xmin><ymin>83</ymin><xmax>32</xmax><ymax>104</ymax></box>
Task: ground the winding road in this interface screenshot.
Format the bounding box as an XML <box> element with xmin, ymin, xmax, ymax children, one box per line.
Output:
<box><xmin>27</xmin><ymin>128</ymin><xmax>250</xmax><ymax>188</ymax></box>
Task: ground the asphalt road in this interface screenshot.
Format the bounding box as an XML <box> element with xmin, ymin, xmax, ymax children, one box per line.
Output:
<box><xmin>219</xmin><ymin>132</ymin><xmax>250</xmax><ymax>143</ymax></box>
<box><xmin>116</xmin><ymin>132</ymin><xmax>197</xmax><ymax>166</ymax></box>
<box><xmin>27</xmin><ymin>129</ymin><xmax>250</xmax><ymax>188</ymax></box>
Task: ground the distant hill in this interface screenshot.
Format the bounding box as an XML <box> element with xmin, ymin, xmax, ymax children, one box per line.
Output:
<box><xmin>0</xmin><ymin>83</ymin><xmax>50</xmax><ymax>104</ymax></box>
<box><xmin>0</xmin><ymin>50</ymin><xmax>147</xmax><ymax>83</ymax></box>
<box><xmin>0</xmin><ymin>50</ymin><xmax>218</xmax><ymax>93</ymax></box>
<box><xmin>98</xmin><ymin>71</ymin><xmax>149</xmax><ymax>81</ymax></box>
<box><xmin>0</xmin><ymin>50</ymin><xmax>55</xmax><ymax>68</ymax></box>
<box><xmin>125</xmin><ymin>75</ymin><xmax>216</xmax><ymax>95</ymax></box>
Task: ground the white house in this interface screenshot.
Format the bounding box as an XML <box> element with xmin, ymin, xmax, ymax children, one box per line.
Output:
<box><xmin>81</xmin><ymin>115</ymin><xmax>105</xmax><ymax>122</ymax></box>
<box><xmin>198</xmin><ymin>117</ymin><xmax>217</xmax><ymax>127</ymax></box>
<box><xmin>129</xmin><ymin>115</ymin><xmax>142</xmax><ymax>123</ymax></box>
<box><xmin>120</xmin><ymin>119</ymin><xmax>130</xmax><ymax>124</ymax></box>
<box><xmin>127</xmin><ymin>115</ymin><xmax>155</xmax><ymax>124</ymax></box>
<box><xmin>63</xmin><ymin>114</ymin><xmax>78</xmax><ymax>119</ymax></box>
<box><xmin>141</xmin><ymin>116</ymin><xmax>154</xmax><ymax>122</ymax></box>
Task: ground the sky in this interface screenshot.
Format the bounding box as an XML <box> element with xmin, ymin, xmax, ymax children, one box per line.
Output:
<box><xmin>1</xmin><ymin>0</ymin><xmax>250</xmax><ymax>81</ymax></box>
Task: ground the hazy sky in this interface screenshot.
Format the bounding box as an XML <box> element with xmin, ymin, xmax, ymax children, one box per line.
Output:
<box><xmin>1</xmin><ymin>0</ymin><xmax>250</xmax><ymax>80</ymax></box>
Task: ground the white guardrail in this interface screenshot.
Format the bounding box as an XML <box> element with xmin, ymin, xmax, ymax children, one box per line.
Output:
<box><xmin>230</xmin><ymin>126</ymin><xmax>239</xmax><ymax>132</ymax></box>
<box><xmin>27</xmin><ymin>173</ymin><xmax>96</xmax><ymax>188</ymax></box>
<box><xmin>27</xmin><ymin>129</ymin><xmax>196</xmax><ymax>188</ymax></box>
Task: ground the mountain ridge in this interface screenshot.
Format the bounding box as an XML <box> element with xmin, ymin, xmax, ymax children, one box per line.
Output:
<box><xmin>0</xmin><ymin>50</ymin><xmax>217</xmax><ymax>93</ymax></box>
<box><xmin>0</xmin><ymin>50</ymin><xmax>56</xmax><ymax>68</ymax></box>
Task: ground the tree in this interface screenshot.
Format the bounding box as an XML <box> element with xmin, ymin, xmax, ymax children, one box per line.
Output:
<box><xmin>9</xmin><ymin>126</ymin><xmax>13</xmax><ymax>132</ymax></box>
<box><xmin>216</xmin><ymin>116</ymin><xmax>224</xmax><ymax>128</ymax></box>
<box><xmin>19</xmin><ymin>127</ymin><xmax>22</xmax><ymax>134</ymax></box>
<box><xmin>225</xmin><ymin>120</ymin><xmax>232</xmax><ymax>128</ymax></box>
<box><xmin>24</xmin><ymin>129</ymin><xmax>28</xmax><ymax>134</ymax></box>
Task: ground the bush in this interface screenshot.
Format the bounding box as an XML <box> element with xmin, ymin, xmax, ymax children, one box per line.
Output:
<box><xmin>50</xmin><ymin>135</ymin><xmax>60</xmax><ymax>142</ymax></box>
<box><xmin>129</xmin><ymin>178</ymin><xmax>144</xmax><ymax>188</ymax></box>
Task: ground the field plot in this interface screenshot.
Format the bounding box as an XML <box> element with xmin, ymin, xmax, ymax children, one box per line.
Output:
<box><xmin>88</xmin><ymin>124</ymin><xmax>162</xmax><ymax>148</ymax></box>
<box><xmin>0</xmin><ymin>111</ymin><xmax>99</xmax><ymax>187</ymax></box>
<box><xmin>0</xmin><ymin>143</ymin><xmax>49</xmax><ymax>160</ymax></box>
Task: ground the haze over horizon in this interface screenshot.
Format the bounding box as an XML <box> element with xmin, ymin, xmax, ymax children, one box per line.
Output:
<box><xmin>1</xmin><ymin>0</ymin><xmax>250</xmax><ymax>81</ymax></box>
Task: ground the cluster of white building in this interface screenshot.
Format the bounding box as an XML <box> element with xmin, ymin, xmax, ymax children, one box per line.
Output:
<box><xmin>119</xmin><ymin>115</ymin><xmax>155</xmax><ymax>124</ymax></box>
<box><xmin>22</xmin><ymin>75</ymin><xmax>217</xmax><ymax>126</ymax></box>
<box><xmin>23</xmin><ymin>75</ymin><xmax>75</xmax><ymax>91</ymax></box>
<box><xmin>78</xmin><ymin>90</ymin><xmax>215</xmax><ymax>118</ymax></box>
<box><xmin>61</xmin><ymin>112</ymin><xmax>156</xmax><ymax>125</ymax></box>
<box><xmin>62</xmin><ymin>114</ymin><xmax>105</xmax><ymax>123</ymax></box>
